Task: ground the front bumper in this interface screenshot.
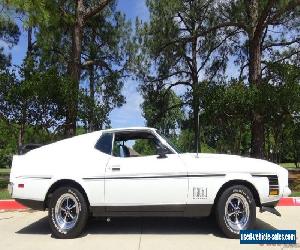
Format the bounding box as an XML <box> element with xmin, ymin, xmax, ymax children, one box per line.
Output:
<box><xmin>282</xmin><ymin>186</ymin><xmax>291</xmax><ymax>197</ymax></box>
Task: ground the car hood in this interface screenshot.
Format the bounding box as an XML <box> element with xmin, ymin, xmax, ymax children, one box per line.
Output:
<box><xmin>179</xmin><ymin>153</ymin><xmax>285</xmax><ymax>176</ymax></box>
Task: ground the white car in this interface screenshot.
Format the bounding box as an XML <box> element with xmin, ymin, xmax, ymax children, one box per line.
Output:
<box><xmin>9</xmin><ymin>127</ymin><xmax>291</xmax><ymax>238</ymax></box>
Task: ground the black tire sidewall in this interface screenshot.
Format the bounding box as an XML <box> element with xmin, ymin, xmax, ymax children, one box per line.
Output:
<box><xmin>48</xmin><ymin>187</ymin><xmax>88</xmax><ymax>239</ymax></box>
<box><xmin>216</xmin><ymin>185</ymin><xmax>256</xmax><ymax>238</ymax></box>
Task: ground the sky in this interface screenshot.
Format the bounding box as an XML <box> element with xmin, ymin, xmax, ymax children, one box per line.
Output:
<box><xmin>3</xmin><ymin>0</ymin><xmax>150</xmax><ymax>129</ymax></box>
<box><xmin>109</xmin><ymin>0</ymin><xmax>149</xmax><ymax>128</ymax></box>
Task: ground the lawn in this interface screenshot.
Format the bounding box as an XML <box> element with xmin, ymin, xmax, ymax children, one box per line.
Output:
<box><xmin>0</xmin><ymin>168</ymin><xmax>10</xmax><ymax>174</ymax></box>
<box><xmin>0</xmin><ymin>178</ymin><xmax>8</xmax><ymax>188</ymax></box>
<box><xmin>280</xmin><ymin>163</ymin><xmax>299</xmax><ymax>169</ymax></box>
<box><xmin>0</xmin><ymin>169</ymin><xmax>10</xmax><ymax>194</ymax></box>
<box><xmin>290</xmin><ymin>191</ymin><xmax>300</xmax><ymax>197</ymax></box>
<box><xmin>0</xmin><ymin>169</ymin><xmax>11</xmax><ymax>199</ymax></box>
<box><xmin>0</xmin><ymin>189</ymin><xmax>11</xmax><ymax>199</ymax></box>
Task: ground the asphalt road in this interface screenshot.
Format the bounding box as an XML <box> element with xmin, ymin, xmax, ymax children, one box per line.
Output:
<box><xmin>0</xmin><ymin>207</ymin><xmax>299</xmax><ymax>250</ymax></box>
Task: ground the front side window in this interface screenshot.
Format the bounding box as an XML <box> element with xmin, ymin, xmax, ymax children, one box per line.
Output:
<box><xmin>112</xmin><ymin>131</ymin><xmax>173</xmax><ymax>158</ymax></box>
<box><xmin>95</xmin><ymin>133</ymin><xmax>113</xmax><ymax>155</ymax></box>
<box><xmin>156</xmin><ymin>130</ymin><xmax>181</xmax><ymax>154</ymax></box>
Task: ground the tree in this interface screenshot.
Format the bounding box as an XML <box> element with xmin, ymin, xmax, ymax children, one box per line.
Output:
<box><xmin>0</xmin><ymin>7</ymin><xmax>20</xmax><ymax>69</ymax></box>
<box><xmin>0</xmin><ymin>3</ymin><xmax>70</xmax><ymax>149</ymax></box>
<box><xmin>0</xmin><ymin>5</ymin><xmax>20</xmax><ymax>160</ymax></box>
<box><xmin>132</xmin><ymin>139</ymin><xmax>157</xmax><ymax>156</ymax></box>
<box><xmin>218</xmin><ymin>0</ymin><xmax>300</xmax><ymax>158</ymax></box>
<box><xmin>134</xmin><ymin>0</ymin><xmax>236</xmax><ymax>152</ymax></box>
<box><xmin>263</xmin><ymin>62</ymin><xmax>300</xmax><ymax>164</ymax></box>
<box><xmin>140</xmin><ymin>82</ymin><xmax>184</xmax><ymax>136</ymax></box>
<box><xmin>9</xmin><ymin>0</ymin><xmax>113</xmax><ymax>136</ymax></box>
<box><xmin>0</xmin><ymin>118</ymin><xmax>17</xmax><ymax>167</ymax></box>
<box><xmin>79</xmin><ymin>5</ymin><xmax>131</xmax><ymax>131</ymax></box>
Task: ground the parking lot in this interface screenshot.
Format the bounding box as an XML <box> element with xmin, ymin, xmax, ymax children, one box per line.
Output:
<box><xmin>0</xmin><ymin>207</ymin><xmax>299</xmax><ymax>250</ymax></box>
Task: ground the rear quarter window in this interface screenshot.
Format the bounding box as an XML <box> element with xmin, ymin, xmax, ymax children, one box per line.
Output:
<box><xmin>95</xmin><ymin>133</ymin><xmax>113</xmax><ymax>155</ymax></box>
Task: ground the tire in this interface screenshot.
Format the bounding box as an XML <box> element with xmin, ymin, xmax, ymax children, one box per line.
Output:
<box><xmin>48</xmin><ymin>186</ymin><xmax>89</xmax><ymax>239</ymax></box>
<box><xmin>215</xmin><ymin>185</ymin><xmax>256</xmax><ymax>238</ymax></box>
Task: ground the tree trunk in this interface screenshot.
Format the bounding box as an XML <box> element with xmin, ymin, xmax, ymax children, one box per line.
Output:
<box><xmin>234</xmin><ymin>125</ymin><xmax>242</xmax><ymax>155</ymax></box>
<box><xmin>18</xmin><ymin>123</ymin><xmax>25</xmax><ymax>154</ymax></box>
<box><xmin>247</xmin><ymin>1</ymin><xmax>265</xmax><ymax>159</ymax></box>
<box><xmin>192</xmin><ymin>97</ymin><xmax>200</xmax><ymax>153</ymax></box>
<box><xmin>249</xmin><ymin>40</ymin><xmax>264</xmax><ymax>158</ymax></box>
<box><xmin>266</xmin><ymin>126</ymin><xmax>271</xmax><ymax>161</ymax></box>
<box><xmin>191</xmin><ymin>37</ymin><xmax>200</xmax><ymax>153</ymax></box>
<box><xmin>250</xmin><ymin>112</ymin><xmax>264</xmax><ymax>158</ymax></box>
<box><xmin>65</xmin><ymin>0</ymin><xmax>85</xmax><ymax>137</ymax></box>
<box><xmin>88</xmin><ymin>64</ymin><xmax>95</xmax><ymax>132</ymax></box>
<box><xmin>293</xmin><ymin>132</ymin><xmax>299</xmax><ymax>168</ymax></box>
<box><xmin>27</xmin><ymin>27</ymin><xmax>33</xmax><ymax>53</ymax></box>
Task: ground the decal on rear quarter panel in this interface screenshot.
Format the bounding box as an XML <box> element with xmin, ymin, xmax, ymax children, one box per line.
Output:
<box><xmin>193</xmin><ymin>187</ymin><xmax>208</xmax><ymax>199</ymax></box>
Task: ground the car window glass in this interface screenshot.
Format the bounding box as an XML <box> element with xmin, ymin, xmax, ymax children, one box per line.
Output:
<box><xmin>112</xmin><ymin>132</ymin><xmax>173</xmax><ymax>158</ymax></box>
<box><xmin>95</xmin><ymin>133</ymin><xmax>113</xmax><ymax>155</ymax></box>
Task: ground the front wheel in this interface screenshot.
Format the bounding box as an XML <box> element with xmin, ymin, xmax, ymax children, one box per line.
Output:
<box><xmin>215</xmin><ymin>185</ymin><xmax>256</xmax><ymax>238</ymax></box>
<box><xmin>48</xmin><ymin>187</ymin><xmax>88</xmax><ymax>239</ymax></box>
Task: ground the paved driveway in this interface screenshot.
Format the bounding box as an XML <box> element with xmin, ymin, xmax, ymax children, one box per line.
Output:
<box><xmin>0</xmin><ymin>207</ymin><xmax>299</xmax><ymax>250</ymax></box>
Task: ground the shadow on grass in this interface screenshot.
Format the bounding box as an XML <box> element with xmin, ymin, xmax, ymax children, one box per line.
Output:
<box><xmin>16</xmin><ymin>215</ymin><xmax>278</xmax><ymax>238</ymax></box>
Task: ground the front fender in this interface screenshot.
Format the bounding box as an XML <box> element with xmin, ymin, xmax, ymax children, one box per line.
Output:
<box><xmin>187</xmin><ymin>173</ymin><xmax>269</xmax><ymax>205</ymax></box>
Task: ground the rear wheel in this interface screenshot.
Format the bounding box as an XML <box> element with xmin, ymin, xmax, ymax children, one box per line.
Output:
<box><xmin>215</xmin><ymin>185</ymin><xmax>256</xmax><ymax>238</ymax></box>
<box><xmin>48</xmin><ymin>187</ymin><xmax>88</xmax><ymax>239</ymax></box>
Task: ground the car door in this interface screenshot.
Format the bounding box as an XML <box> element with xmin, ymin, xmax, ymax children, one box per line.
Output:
<box><xmin>104</xmin><ymin>130</ymin><xmax>188</xmax><ymax>211</ymax></box>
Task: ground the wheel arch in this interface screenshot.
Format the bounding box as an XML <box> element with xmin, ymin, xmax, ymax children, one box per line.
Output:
<box><xmin>213</xmin><ymin>179</ymin><xmax>261</xmax><ymax>208</ymax></box>
<box><xmin>44</xmin><ymin>179</ymin><xmax>90</xmax><ymax>209</ymax></box>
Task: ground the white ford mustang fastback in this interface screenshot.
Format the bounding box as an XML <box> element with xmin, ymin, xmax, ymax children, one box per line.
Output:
<box><xmin>9</xmin><ymin>127</ymin><xmax>291</xmax><ymax>238</ymax></box>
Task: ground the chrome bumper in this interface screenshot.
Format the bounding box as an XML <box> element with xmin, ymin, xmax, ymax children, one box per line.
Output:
<box><xmin>282</xmin><ymin>186</ymin><xmax>291</xmax><ymax>197</ymax></box>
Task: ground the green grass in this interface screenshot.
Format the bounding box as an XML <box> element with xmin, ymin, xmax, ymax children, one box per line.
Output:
<box><xmin>290</xmin><ymin>191</ymin><xmax>300</xmax><ymax>197</ymax></box>
<box><xmin>280</xmin><ymin>163</ymin><xmax>299</xmax><ymax>169</ymax></box>
<box><xmin>0</xmin><ymin>178</ymin><xmax>9</xmax><ymax>189</ymax></box>
<box><xmin>0</xmin><ymin>189</ymin><xmax>11</xmax><ymax>199</ymax></box>
<box><xmin>0</xmin><ymin>169</ymin><xmax>10</xmax><ymax>190</ymax></box>
<box><xmin>0</xmin><ymin>168</ymin><xmax>10</xmax><ymax>174</ymax></box>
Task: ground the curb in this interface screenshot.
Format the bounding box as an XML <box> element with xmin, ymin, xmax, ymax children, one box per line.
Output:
<box><xmin>0</xmin><ymin>200</ymin><xmax>27</xmax><ymax>211</ymax></box>
<box><xmin>277</xmin><ymin>197</ymin><xmax>300</xmax><ymax>206</ymax></box>
<box><xmin>0</xmin><ymin>197</ymin><xmax>299</xmax><ymax>211</ymax></box>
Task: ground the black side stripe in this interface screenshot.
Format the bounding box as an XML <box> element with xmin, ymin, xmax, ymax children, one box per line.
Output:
<box><xmin>83</xmin><ymin>174</ymin><xmax>225</xmax><ymax>180</ymax></box>
<box><xmin>17</xmin><ymin>176</ymin><xmax>52</xmax><ymax>180</ymax></box>
<box><xmin>252</xmin><ymin>174</ymin><xmax>277</xmax><ymax>178</ymax></box>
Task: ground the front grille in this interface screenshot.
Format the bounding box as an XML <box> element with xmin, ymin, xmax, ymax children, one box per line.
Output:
<box><xmin>266</xmin><ymin>175</ymin><xmax>279</xmax><ymax>195</ymax></box>
<box><xmin>267</xmin><ymin>175</ymin><xmax>278</xmax><ymax>185</ymax></box>
<box><xmin>252</xmin><ymin>174</ymin><xmax>279</xmax><ymax>196</ymax></box>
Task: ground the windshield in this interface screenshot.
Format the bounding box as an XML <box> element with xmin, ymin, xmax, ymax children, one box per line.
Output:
<box><xmin>156</xmin><ymin>130</ymin><xmax>181</xmax><ymax>154</ymax></box>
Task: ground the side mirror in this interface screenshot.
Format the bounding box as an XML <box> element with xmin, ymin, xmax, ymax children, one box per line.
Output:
<box><xmin>157</xmin><ymin>147</ymin><xmax>169</xmax><ymax>159</ymax></box>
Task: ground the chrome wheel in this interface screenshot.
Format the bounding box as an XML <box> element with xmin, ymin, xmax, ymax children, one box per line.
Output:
<box><xmin>225</xmin><ymin>193</ymin><xmax>250</xmax><ymax>231</ymax></box>
<box><xmin>54</xmin><ymin>193</ymin><xmax>79</xmax><ymax>232</ymax></box>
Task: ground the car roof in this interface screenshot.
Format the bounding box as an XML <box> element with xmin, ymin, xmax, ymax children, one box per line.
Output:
<box><xmin>100</xmin><ymin>127</ymin><xmax>156</xmax><ymax>133</ymax></box>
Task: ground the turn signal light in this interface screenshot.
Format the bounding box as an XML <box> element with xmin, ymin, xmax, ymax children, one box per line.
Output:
<box><xmin>269</xmin><ymin>190</ymin><xmax>279</xmax><ymax>195</ymax></box>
